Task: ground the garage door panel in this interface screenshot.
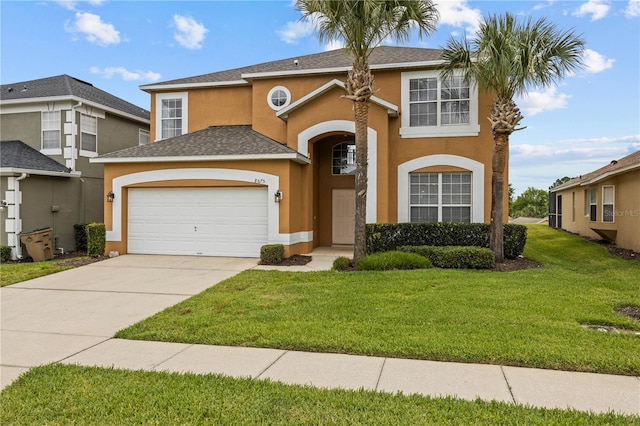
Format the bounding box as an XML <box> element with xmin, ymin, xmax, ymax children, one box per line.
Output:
<box><xmin>128</xmin><ymin>187</ymin><xmax>268</xmax><ymax>257</ymax></box>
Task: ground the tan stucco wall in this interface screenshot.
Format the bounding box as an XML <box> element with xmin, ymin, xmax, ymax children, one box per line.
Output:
<box><xmin>555</xmin><ymin>169</ymin><xmax>640</xmax><ymax>252</ymax></box>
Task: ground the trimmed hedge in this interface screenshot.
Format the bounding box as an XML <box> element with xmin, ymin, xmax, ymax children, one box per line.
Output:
<box><xmin>86</xmin><ymin>222</ymin><xmax>106</xmax><ymax>258</ymax></box>
<box><xmin>355</xmin><ymin>251</ymin><xmax>432</xmax><ymax>271</ymax></box>
<box><xmin>260</xmin><ymin>244</ymin><xmax>284</xmax><ymax>265</ymax></box>
<box><xmin>332</xmin><ymin>256</ymin><xmax>352</xmax><ymax>271</ymax></box>
<box><xmin>0</xmin><ymin>245</ymin><xmax>12</xmax><ymax>262</ymax></box>
<box><xmin>366</xmin><ymin>223</ymin><xmax>527</xmax><ymax>259</ymax></box>
<box><xmin>73</xmin><ymin>223</ymin><xmax>89</xmax><ymax>252</ymax></box>
<box><xmin>399</xmin><ymin>245</ymin><xmax>495</xmax><ymax>269</ymax></box>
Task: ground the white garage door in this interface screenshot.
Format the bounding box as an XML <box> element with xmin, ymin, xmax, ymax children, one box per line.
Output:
<box><xmin>128</xmin><ymin>187</ymin><xmax>268</xmax><ymax>257</ymax></box>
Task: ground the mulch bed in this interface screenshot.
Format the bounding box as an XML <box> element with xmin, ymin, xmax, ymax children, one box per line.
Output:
<box><xmin>262</xmin><ymin>255</ymin><xmax>312</xmax><ymax>266</ymax></box>
<box><xmin>615</xmin><ymin>306</ymin><xmax>640</xmax><ymax>321</ymax></box>
<box><xmin>492</xmin><ymin>256</ymin><xmax>542</xmax><ymax>272</ymax></box>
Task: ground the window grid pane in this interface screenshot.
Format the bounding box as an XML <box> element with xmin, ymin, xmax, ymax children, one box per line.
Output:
<box><xmin>81</xmin><ymin>115</ymin><xmax>97</xmax><ymax>152</ymax></box>
<box><xmin>409</xmin><ymin>78</ymin><xmax>437</xmax><ymax>127</ymax></box>
<box><xmin>42</xmin><ymin>111</ymin><xmax>60</xmax><ymax>149</ymax></box>
<box><xmin>409</xmin><ymin>172</ymin><xmax>472</xmax><ymax>223</ymax></box>
<box><xmin>161</xmin><ymin>99</ymin><xmax>182</xmax><ymax>139</ymax></box>
<box><xmin>332</xmin><ymin>142</ymin><xmax>356</xmax><ymax>175</ymax></box>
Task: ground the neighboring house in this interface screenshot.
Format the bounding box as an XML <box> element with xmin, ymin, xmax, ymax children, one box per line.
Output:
<box><xmin>93</xmin><ymin>47</ymin><xmax>505</xmax><ymax>258</ymax></box>
<box><xmin>549</xmin><ymin>150</ymin><xmax>640</xmax><ymax>252</ymax></box>
<box><xmin>0</xmin><ymin>75</ymin><xmax>150</xmax><ymax>259</ymax></box>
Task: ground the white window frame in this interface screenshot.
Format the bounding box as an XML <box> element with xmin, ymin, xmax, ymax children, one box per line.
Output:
<box><xmin>267</xmin><ymin>86</ymin><xmax>291</xmax><ymax>111</ymax></box>
<box><xmin>400</xmin><ymin>70</ymin><xmax>480</xmax><ymax>138</ymax></box>
<box><xmin>409</xmin><ymin>172</ymin><xmax>473</xmax><ymax>223</ymax></box>
<box><xmin>79</xmin><ymin>114</ymin><xmax>98</xmax><ymax>157</ymax></box>
<box><xmin>41</xmin><ymin>111</ymin><xmax>61</xmax><ymax>154</ymax></box>
<box><xmin>139</xmin><ymin>129</ymin><xmax>150</xmax><ymax>145</ymax></box>
<box><xmin>586</xmin><ymin>188</ymin><xmax>597</xmax><ymax>221</ymax></box>
<box><xmin>155</xmin><ymin>92</ymin><xmax>188</xmax><ymax>141</ymax></box>
<box><xmin>602</xmin><ymin>185</ymin><xmax>615</xmax><ymax>223</ymax></box>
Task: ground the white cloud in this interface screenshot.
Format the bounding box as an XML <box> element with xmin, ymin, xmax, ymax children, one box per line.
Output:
<box><xmin>66</xmin><ymin>12</ymin><xmax>120</xmax><ymax>46</ymax></box>
<box><xmin>517</xmin><ymin>87</ymin><xmax>570</xmax><ymax>116</ymax></box>
<box><xmin>90</xmin><ymin>66</ymin><xmax>161</xmax><ymax>82</ymax></box>
<box><xmin>54</xmin><ymin>1</ymin><xmax>105</xmax><ymax>11</ymax></box>
<box><xmin>582</xmin><ymin>49</ymin><xmax>615</xmax><ymax>73</ymax></box>
<box><xmin>572</xmin><ymin>0</ymin><xmax>611</xmax><ymax>21</ymax></box>
<box><xmin>533</xmin><ymin>1</ymin><xmax>557</xmax><ymax>11</ymax></box>
<box><xmin>172</xmin><ymin>15</ymin><xmax>208</xmax><ymax>50</ymax></box>
<box><xmin>277</xmin><ymin>20</ymin><xmax>315</xmax><ymax>45</ymax></box>
<box><xmin>324</xmin><ymin>39</ymin><xmax>344</xmax><ymax>51</ymax></box>
<box><xmin>437</xmin><ymin>0</ymin><xmax>482</xmax><ymax>34</ymax></box>
<box><xmin>625</xmin><ymin>0</ymin><xmax>640</xmax><ymax>17</ymax></box>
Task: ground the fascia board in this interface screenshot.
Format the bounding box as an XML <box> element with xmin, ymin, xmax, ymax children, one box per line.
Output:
<box><xmin>582</xmin><ymin>163</ymin><xmax>640</xmax><ymax>185</ymax></box>
<box><xmin>140</xmin><ymin>80</ymin><xmax>249</xmax><ymax>92</ymax></box>
<box><xmin>91</xmin><ymin>153</ymin><xmax>311</xmax><ymax>165</ymax></box>
<box><xmin>0</xmin><ymin>167</ymin><xmax>81</xmax><ymax>178</ymax></box>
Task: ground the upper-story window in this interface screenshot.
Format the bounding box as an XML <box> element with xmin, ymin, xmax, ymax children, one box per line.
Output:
<box><xmin>400</xmin><ymin>71</ymin><xmax>479</xmax><ymax>138</ymax></box>
<box><xmin>267</xmin><ymin>86</ymin><xmax>291</xmax><ymax>111</ymax></box>
<box><xmin>41</xmin><ymin>111</ymin><xmax>61</xmax><ymax>153</ymax></box>
<box><xmin>156</xmin><ymin>92</ymin><xmax>188</xmax><ymax>140</ymax></box>
<box><xmin>139</xmin><ymin>129</ymin><xmax>150</xmax><ymax>145</ymax></box>
<box><xmin>80</xmin><ymin>114</ymin><xmax>98</xmax><ymax>156</ymax></box>
<box><xmin>332</xmin><ymin>142</ymin><xmax>356</xmax><ymax>175</ymax></box>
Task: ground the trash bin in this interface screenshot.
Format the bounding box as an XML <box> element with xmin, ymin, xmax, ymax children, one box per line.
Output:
<box><xmin>19</xmin><ymin>227</ymin><xmax>54</xmax><ymax>261</ymax></box>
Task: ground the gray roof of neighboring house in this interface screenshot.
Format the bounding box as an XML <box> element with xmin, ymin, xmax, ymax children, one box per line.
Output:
<box><xmin>553</xmin><ymin>150</ymin><xmax>640</xmax><ymax>191</ymax></box>
<box><xmin>0</xmin><ymin>74</ymin><xmax>149</xmax><ymax>121</ymax></box>
<box><xmin>0</xmin><ymin>140</ymin><xmax>71</xmax><ymax>174</ymax></box>
<box><xmin>96</xmin><ymin>125</ymin><xmax>303</xmax><ymax>160</ymax></box>
<box><xmin>142</xmin><ymin>46</ymin><xmax>443</xmax><ymax>88</ymax></box>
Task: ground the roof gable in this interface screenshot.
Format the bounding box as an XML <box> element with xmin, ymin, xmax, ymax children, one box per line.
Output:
<box><xmin>276</xmin><ymin>79</ymin><xmax>398</xmax><ymax>121</ymax></box>
<box><xmin>1</xmin><ymin>75</ymin><xmax>149</xmax><ymax>121</ymax></box>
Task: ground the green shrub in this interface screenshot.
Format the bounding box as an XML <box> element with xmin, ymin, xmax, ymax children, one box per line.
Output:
<box><xmin>332</xmin><ymin>256</ymin><xmax>352</xmax><ymax>271</ymax></box>
<box><xmin>86</xmin><ymin>223</ymin><xmax>106</xmax><ymax>258</ymax></box>
<box><xmin>73</xmin><ymin>223</ymin><xmax>89</xmax><ymax>252</ymax></box>
<box><xmin>355</xmin><ymin>251</ymin><xmax>432</xmax><ymax>271</ymax></box>
<box><xmin>0</xmin><ymin>245</ymin><xmax>12</xmax><ymax>262</ymax></box>
<box><xmin>366</xmin><ymin>223</ymin><xmax>527</xmax><ymax>259</ymax></box>
<box><xmin>399</xmin><ymin>245</ymin><xmax>495</xmax><ymax>269</ymax></box>
<box><xmin>260</xmin><ymin>244</ymin><xmax>284</xmax><ymax>265</ymax></box>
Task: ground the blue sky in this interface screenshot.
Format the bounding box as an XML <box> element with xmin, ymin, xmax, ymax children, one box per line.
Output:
<box><xmin>1</xmin><ymin>0</ymin><xmax>638</xmax><ymax>195</ymax></box>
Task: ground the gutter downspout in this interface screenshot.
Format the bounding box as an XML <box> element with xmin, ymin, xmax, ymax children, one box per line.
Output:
<box><xmin>13</xmin><ymin>173</ymin><xmax>28</xmax><ymax>259</ymax></box>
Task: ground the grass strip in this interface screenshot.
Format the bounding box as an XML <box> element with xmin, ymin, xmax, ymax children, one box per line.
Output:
<box><xmin>1</xmin><ymin>364</ymin><xmax>636</xmax><ymax>425</ymax></box>
<box><xmin>0</xmin><ymin>259</ymin><xmax>77</xmax><ymax>287</ymax></box>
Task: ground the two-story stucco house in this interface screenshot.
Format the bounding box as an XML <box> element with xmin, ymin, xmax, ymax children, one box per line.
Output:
<box><xmin>93</xmin><ymin>46</ymin><xmax>506</xmax><ymax>258</ymax></box>
<box><xmin>549</xmin><ymin>150</ymin><xmax>640</xmax><ymax>253</ymax></box>
<box><xmin>0</xmin><ymin>75</ymin><xmax>150</xmax><ymax>259</ymax></box>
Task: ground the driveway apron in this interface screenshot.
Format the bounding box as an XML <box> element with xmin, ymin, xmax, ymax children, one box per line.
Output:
<box><xmin>0</xmin><ymin>255</ymin><xmax>257</xmax><ymax>389</ymax></box>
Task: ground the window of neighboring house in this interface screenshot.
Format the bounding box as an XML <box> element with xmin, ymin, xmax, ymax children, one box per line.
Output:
<box><xmin>41</xmin><ymin>111</ymin><xmax>61</xmax><ymax>153</ymax></box>
<box><xmin>267</xmin><ymin>86</ymin><xmax>291</xmax><ymax>111</ymax></box>
<box><xmin>139</xmin><ymin>129</ymin><xmax>150</xmax><ymax>145</ymax></box>
<box><xmin>80</xmin><ymin>114</ymin><xmax>97</xmax><ymax>156</ymax></box>
<box><xmin>410</xmin><ymin>172</ymin><xmax>472</xmax><ymax>223</ymax></box>
<box><xmin>155</xmin><ymin>92</ymin><xmax>188</xmax><ymax>140</ymax></box>
<box><xmin>602</xmin><ymin>185</ymin><xmax>615</xmax><ymax>223</ymax></box>
<box><xmin>586</xmin><ymin>188</ymin><xmax>597</xmax><ymax>221</ymax></box>
<box><xmin>400</xmin><ymin>71</ymin><xmax>479</xmax><ymax>138</ymax></box>
<box><xmin>332</xmin><ymin>142</ymin><xmax>356</xmax><ymax>175</ymax></box>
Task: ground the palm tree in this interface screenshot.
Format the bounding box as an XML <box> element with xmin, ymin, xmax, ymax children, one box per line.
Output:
<box><xmin>296</xmin><ymin>0</ymin><xmax>439</xmax><ymax>262</ymax></box>
<box><xmin>440</xmin><ymin>12</ymin><xmax>584</xmax><ymax>262</ymax></box>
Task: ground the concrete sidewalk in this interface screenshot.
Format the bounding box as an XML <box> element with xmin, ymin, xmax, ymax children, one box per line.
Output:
<box><xmin>59</xmin><ymin>338</ymin><xmax>640</xmax><ymax>416</ymax></box>
<box><xmin>2</xmin><ymin>251</ymin><xmax>639</xmax><ymax>417</ymax></box>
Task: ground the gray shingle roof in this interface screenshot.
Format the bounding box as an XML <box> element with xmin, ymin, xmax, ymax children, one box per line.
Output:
<box><xmin>1</xmin><ymin>75</ymin><xmax>149</xmax><ymax>121</ymax></box>
<box><xmin>143</xmin><ymin>46</ymin><xmax>442</xmax><ymax>88</ymax></box>
<box><xmin>97</xmin><ymin>125</ymin><xmax>301</xmax><ymax>160</ymax></box>
<box><xmin>0</xmin><ymin>140</ymin><xmax>71</xmax><ymax>173</ymax></box>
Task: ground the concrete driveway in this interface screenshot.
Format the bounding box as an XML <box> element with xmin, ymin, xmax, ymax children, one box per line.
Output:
<box><xmin>0</xmin><ymin>255</ymin><xmax>257</xmax><ymax>389</ymax></box>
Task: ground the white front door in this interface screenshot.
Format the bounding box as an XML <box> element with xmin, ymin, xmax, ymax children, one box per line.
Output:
<box><xmin>128</xmin><ymin>187</ymin><xmax>268</xmax><ymax>257</ymax></box>
<box><xmin>332</xmin><ymin>189</ymin><xmax>355</xmax><ymax>245</ymax></box>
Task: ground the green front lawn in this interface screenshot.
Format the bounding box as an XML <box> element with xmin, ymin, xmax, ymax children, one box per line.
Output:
<box><xmin>117</xmin><ymin>225</ymin><xmax>640</xmax><ymax>375</ymax></box>
<box><xmin>0</xmin><ymin>259</ymin><xmax>79</xmax><ymax>287</ymax></box>
<box><xmin>1</xmin><ymin>364</ymin><xmax>635</xmax><ymax>425</ymax></box>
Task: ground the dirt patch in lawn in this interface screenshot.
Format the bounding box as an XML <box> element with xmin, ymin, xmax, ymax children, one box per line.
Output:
<box><xmin>264</xmin><ymin>255</ymin><xmax>312</xmax><ymax>266</ymax></box>
<box><xmin>615</xmin><ymin>306</ymin><xmax>640</xmax><ymax>321</ymax></box>
<box><xmin>492</xmin><ymin>256</ymin><xmax>543</xmax><ymax>272</ymax></box>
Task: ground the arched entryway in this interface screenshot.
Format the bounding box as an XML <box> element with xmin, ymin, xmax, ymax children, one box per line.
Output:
<box><xmin>312</xmin><ymin>134</ymin><xmax>355</xmax><ymax>246</ymax></box>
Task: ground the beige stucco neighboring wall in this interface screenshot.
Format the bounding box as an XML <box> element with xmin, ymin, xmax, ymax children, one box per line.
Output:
<box><xmin>555</xmin><ymin>169</ymin><xmax>640</xmax><ymax>252</ymax></box>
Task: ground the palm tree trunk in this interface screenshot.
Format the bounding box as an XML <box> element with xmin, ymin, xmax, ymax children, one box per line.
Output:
<box><xmin>353</xmin><ymin>99</ymin><xmax>369</xmax><ymax>262</ymax></box>
<box><xmin>490</xmin><ymin>132</ymin><xmax>509</xmax><ymax>263</ymax></box>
